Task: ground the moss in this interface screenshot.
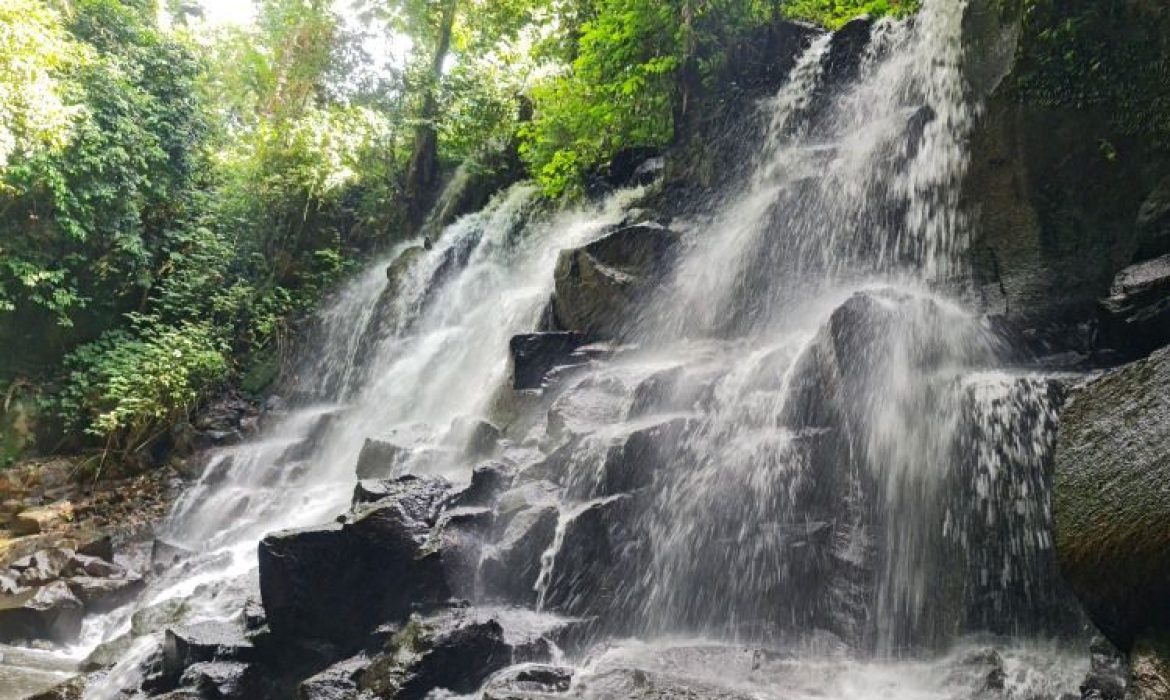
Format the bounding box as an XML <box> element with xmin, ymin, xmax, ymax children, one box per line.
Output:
<box><xmin>780</xmin><ymin>0</ymin><xmax>920</xmax><ymax>29</ymax></box>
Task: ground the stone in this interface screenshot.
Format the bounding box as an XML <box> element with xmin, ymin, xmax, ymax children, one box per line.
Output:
<box><xmin>823</xmin><ymin>16</ymin><xmax>874</xmax><ymax>87</ymax></box>
<box><xmin>178</xmin><ymin>661</ymin><xmax>262</xmax><ymax>700</ymax></box>
<box><xmin>11</xmin><ymin>548</ymin><xmax>74</xmax><ymax>587</ymax></box>
<box><xmin>449</xmin><ymin>462</ymin><xmax>515</xmax><ymax>508</ymax></box>
<box><xmin>481</xmin><ymin>664</ymin><xmax>575</xmax><ymax>700</ymax></box>
<box><xmin>1097</xmin><ymin>253</ymin><xmax>1170</xmax><ymax>360</ymax></box>
<box><xmin>359</xmin><ymin>613</ymin><xmax>513</xmax><ymax>700</ymax></box>
<box><xmin>1080</xmin><ymin>637</ymin><xmax>1127</xmax><ymax>700</ymax></box>
<box><xmin>23</xmin><ymin>676</ymin><xmax>86</xmax><ymax>700</ymax></box>
<box><xmin>1054</xmin><ymin>347</ymin><xmax>1170</xmax><ymax>650</ymax></box>
<box><xmin>259</xmin><ymin>476</ymin><xmax>452</xmax><ymax>645</ymax></box>
<box><xmin>152</xmin><ymin>538</ymin><xmax>194</xmax><ymax>573</ymax></box>
<box><xmin>1128</xmin><ymin>639</ymin><xmax>1170</xmax><ymax>700</ymax></box>
<box><xmin>353</xmin><ymin>424</ymin><xmax>435</xmax><ymax>480</ymax></box>
<box><xmin>541</xmin><ymin>495</ymin><xmax>642</xmax><ymax>622</ymax></box>
<box><xmin>447</xmin><ymin>417</ymin><xmax>502</xmax><ymax>458</ymax></box>
<box><xmin>594</xmin><ymin>416</ymin><xmax>693</xmax><ymax>497</ymax></box>
<box><xmin>480</xmin><ymin>505</ymin><xmax>559</xmax><ymax>605</ymax></box>
<box><xmin>77</xmin><ymin>535</ymin><xmax>114</xmax><ymax>562</ymax></box>
<box><xmin>0</xmin><ymin>580</ymin><xmax>84</xmax><ymax>644</ymax></box>
<box><xmin>298</xmin><ymin>654</ymin><xmax>376</xmax><ymax>700</ymax></box>
<box><xmin>551</xmin><ymin>224</ymin><xmax>679</xmax><ymax>338</ymax></box>
<box><xmin>64</xmin><ymin>552</ymin><xmax>123</xmax><ymax>578</ymax></box>
<box><xmin>510</xmin><ymin>333</ymin><xmax>590</xmax><ymax>390</ymax></box>
<box><xmin>12</xmin><ymin>504</ymin><xmax>72</xmax><ymax>536</ymax></box>
<box><xmin>65</xmin><ymin>575</ymin><xmax>145</xmax><ymax>614</ymax></box>
<box><xmin>163</xmin><ymin>621</ymin><xmax>256</xmax><ymax>681</ymax></box>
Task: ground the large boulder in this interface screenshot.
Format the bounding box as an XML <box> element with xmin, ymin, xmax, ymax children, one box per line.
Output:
<box><xmin>258</xmin><ymin>476</ymin><xmax>452</xmax><ymax>645</ymax></box>
<box><xmin>65</xmin><ymin>575</ymin><xmax>145</xmax><ymax>614</ymax></box>
<box><xmin>551</xmin><ymin>224</ymin><xmax>679</xmax><ymax>338</ymax></box>
<box><xmin>1054</xmin><ymin>346</ymin><xmax>1170</xmax><ymax>651</ymax></box>
<box><xmin>358</xmin><ymin>613</ymin><xmax>512</xmax><ymax>700</ymax></box>
<box><xmin>479</xmin><ymin>504</ymin><xmax>559</xmax><ymax>605</ymax></box>
<box><xmin>0</xmin><ymin>581</ymin><xmax>84</xmax><ymax>644</ymax></box>
<box><xmin>1097</xmin><ymin>254</ymin><xmax>1170</xmax><ymax>360</ymax></box>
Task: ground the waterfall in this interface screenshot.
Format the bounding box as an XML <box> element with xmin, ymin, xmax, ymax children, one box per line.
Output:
<box><xmin>26</xmin><ymin>0</ymin><xmax>1092</xmax><ymax>697</ymax></box>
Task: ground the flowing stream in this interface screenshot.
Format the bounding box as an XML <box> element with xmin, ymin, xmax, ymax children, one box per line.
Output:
<box><xmin>3</xmin><ymin>1</ymin><xmax>1093</xmax><ymax>698</ymax></box>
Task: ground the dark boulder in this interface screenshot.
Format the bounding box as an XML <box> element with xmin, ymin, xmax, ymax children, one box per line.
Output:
<box><xmin>594</xmin><ymin>416</ymin><xmax>693</xmax><ymax>497</ymax></box>
<box><xmin>447</xmin><ymin>417</ymin><xmax>502</xmax><ymax>458</ymax></box>
<box><xmin>353</xmin><ymin>424</ymin><xmax>438</xmax><ymax>480</ymax></box>
<box><xmin>822</xmin><ymin>16</ymin><xmax>873</xmax><ymax>87</ymax></box>
<box><xmin>10</xmin><ymin>548</ymin><xmax>74</xmax><ymax>587</ymax></box>
<box><xmin>77</xmin><ymin>535</ymin><xmax>114</xmax><ymax>562</ymax></box>
<box><xmin>1136</xmin><ymin>176</ymin><xmax>1170</xmax><ymax>260</ymax></box>
<box><xmin>163</xmin><ymin>621</ymin><xmax>257</xmax><ymax>680</ymax></box>
<box><xmin>64</xmin><ymin>552</ymin><xmax>124</xmax><ymax>579</ymax></box>
<box><xmin>552</xmin><ymin>224</ymin><xmax>680</xmax><ymax>338</ymax></box>
<box><xmin>541</xmin><ymin>494</ymin><xmax>642</xmax><ymax>623</ymax></box>
<box><xmin>0</xmin><ymin>581</ymin><xmax>84</xmax><ymax>644</ymax></box>
<box><xmin>259</xmin><ymin>476</ymin><xmax>452</xmax><ymax>645</ymax></box>
<box><xmin>152</xmin><ymin>539</ymin><xmax>194</xmax><ymax>573</ymax></box>
<box><xmin>1054</xmin><ymin>346</ymin><xmax>1170</xmax><ymax>651</ymax></box>
<box><xmin>480</xmin><ymin>505</ymin><xmax>559</xmax><ymax>605</ymax></box>
<box><xmin>359</xmin><ymin>612</ymin><xmax>513</xmax><ymax>700</ymax></box>
<box><xmin>510</xmin><ymin>333</ymin><xmax>589</xmax><ymax>390</ymax></box>
<box><xmin>1097</xmin><ymin>254</ymin><xmax>1170</xmax><ymax>360</ymax></box>
<box><xmin>178</xmin><ymin>661</ymin><xmax>263</xmax><ymax>700</ymax></box>
<box><xmin>449</xmin><ymin>462</ymin><xmax>515</xmax><ymax>508</ymax></box>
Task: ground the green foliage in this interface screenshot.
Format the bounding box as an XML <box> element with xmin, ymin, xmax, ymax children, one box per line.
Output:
<box><xmin>57</xmin><ymin>320</ymin><xmax>228</xmax><ymax>452</ymax></box>
<box><xmin>778</xmin><ymin>0</ymin><xmax>917</xmax><ymax>29</ymax></box>
<box><xmin>1007</xmin><ymin>0</ymin><xmax>1170</xmax><ymax>151</ymax></box>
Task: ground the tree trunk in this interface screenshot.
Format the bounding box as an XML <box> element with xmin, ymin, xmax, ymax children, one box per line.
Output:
<box><xmin>404</xmin><ymin>0</ymin><xmax>458</xmax><ymax>235</ymax></box>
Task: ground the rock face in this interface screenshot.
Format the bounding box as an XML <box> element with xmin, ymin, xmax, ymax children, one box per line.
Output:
<box><xmin>1054</xmin><ymin>347</ymin><xmax>1170</xmax><ymax>650</ymax></box>
<box><xmin>1097</xmin><ymin>254</ymin><xmax>1170</xmax><ymax>360</ymax></box>
<box><xmin>509</xmin><ymin>333</ymin><xmax>589</xmax><ymax>390</ymax></box>
<box><xmin>551</xmin><ymin>224</ymin><xmax>679</xmax><ymax>338</ymax></box>
<box><xmin>258</xmin><ymin>475</ymin><xmax>452</xmax><ymax>645</ymax></box>
<box><xmin>0</xmin><ymin>581</ymin><xmax>84</xmax><ymax>643</ymax></box>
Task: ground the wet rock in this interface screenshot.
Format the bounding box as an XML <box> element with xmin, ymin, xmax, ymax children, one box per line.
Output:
<box><xmin>552</xmin><ymin>224</ymin><xmax>680</xmax><ymax>338</ymax></box>
<box><xmin>594</xmin><ymin>416</ymin><xmax>693</xmax><ymax>497</ymax></box>
<box><xmin>353</xmin><ymin>424</ymin><xmax>436</xmax><ymax>480</ymax></box>
<box><xmin>449</xmin><ymin>462</ymin><xmax>515</xmax><ymax>508</ymax></box>
<box><xmin>65</xmin><ymin>575</ymin><xmax>145</xmax><ymax>614</ymax></box>
<box><xmin>481</xmin><ymin>664</ymin><xmax>575</xmax><ymax>700</ymax></box>
<box><xmin>0</xmin><ymin>580</ymin><xmax>84</xmax><ymax>643</ymax></box>
<box><xmin>510</xmin><ymin>333</ymin><xmax>589</xmax><ymax>390</ymax></box>
<box><xmin>163</xmin><ymin>621</ymin><xmax>257</xmax><ymax>679</ymax></box>
<box><xmin>132</xmin><ymin>597</ymin><xmax>190</xmax><ymax>636</ymax></box>
<box><xmin>82</xmin><ymin>633</ymin><xmax>133</xmax><ymax>671</ymax></box>
<box><xmin>1096</xmin><ymin>253</ymin><xmax>1170</xmax><ymax>360</ymax></box>
<box><xmin>541</xmin><ymin>494</ymin><xmax>642</xmax><ymax>622</ymax></box>
<box><xmin>1054</xmin><ymin>347</ymin><xmax>1170</xmax><ymax>650</ymax></box>
<box><xmin>448</xmin><ymin>417</ymin><xmax>502</xmax><ymax>458</ymax></box>
<box><xmin>298</xmin><ymin>653</ymin><xmax>376</xmax><ymax>700</ymax></box>
<box><xmin>627</xmin><ymin>366</ymin><xmax>685</xmax><ymax>418</ymax></box>
<box><xmin>10</xmin><ymin>548</ymin><xmax>74</xmax><ymax>587</ymax></box>
<box><xmin>152</xmin><ymin>538</ymin><xmax>194</xmax><ymax>573</ymax></box>
<box><xmin>386</xmin><ymin>246</ymin><xmax>426</xmax><ymax>291</ymax></box>
<box><xmin>349</xmin><ymin>474</ymin><xmax>450</xmax><ymax>516</ymax></box>
<box><xmin>259</xmin><ymin>476</ymin><xmax>452</xmax><ymax>645</ymax></box>
<box><xmin>571</xmin><ymin>667</ymin><xmax>757</xmax><ymax>700</ymax></box>
<box><xmin>480</xmin><ymin>505</ymin><xmax>559</xmax><ymax>605</ymax></box>
<box><xmin>431</xmin><ymin>506</ymin><xmax>495</xmax><ymax>599</ymax></box>
<box><xmin>823</xmin><ymin>16</ymin><xmax>873</xmax><ymax>87</ymax></box>
<box><xmin>354</xmin><ymin>438</ymin><xmax>410</xmax><ymax>481</ymax></box>
<box><xmin>178</xmin><ymin>661</ymin><xmax>263</xmax><ymax>700</ymax></box>
<box><xmin>359</xmin><ymin>613</ymin><xmax>512</xmax><ymax>700</ymax></box>
<box><xmin>1080</xmin><ymin>637</ymin><xmax>1127</xmax><ymax>700</ymax></box>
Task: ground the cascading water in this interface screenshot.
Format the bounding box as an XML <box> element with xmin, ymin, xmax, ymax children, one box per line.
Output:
<box><xmin>4</xmin><ymin>1</ymin><xmax>1096</xmax><ymax>697</ymax></box>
